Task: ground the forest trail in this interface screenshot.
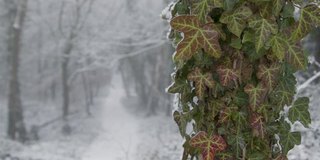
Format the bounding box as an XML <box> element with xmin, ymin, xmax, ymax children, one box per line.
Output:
<box><xmin>82</xmin><ymin>76</ymin><xmax>141</xmax><ymax>160</ymax></box>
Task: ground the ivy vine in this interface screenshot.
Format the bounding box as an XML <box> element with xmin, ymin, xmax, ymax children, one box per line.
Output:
<box><xmin>165</xmin><ymin>0</ymin><xmax>319</xmax><ymax>159</ymax></box>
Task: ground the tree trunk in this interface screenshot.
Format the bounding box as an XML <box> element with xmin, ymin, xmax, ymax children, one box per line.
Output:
<box><xmin>6</xmin><ymin>0</ymin><xmax>28</xmax><ymax>142</ymax></box>
<box><xmin>62</xmin><ymin>38</ymin><xmax>73</xmax><ymax>119</ymax></box>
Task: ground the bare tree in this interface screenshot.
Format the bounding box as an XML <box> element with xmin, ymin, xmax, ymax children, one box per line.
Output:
<box><xmin>5</xmin><ymin>0</ymin><xmax>28</xmax><ymax>142</ymax></box>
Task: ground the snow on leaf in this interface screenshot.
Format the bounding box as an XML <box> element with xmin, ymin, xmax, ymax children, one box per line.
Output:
<box><xmin>216</xmin><ymin>66</ymin><xmax>240</xmax><ymax>87</ymax></box>
<box><xmin>170</xmin><ymin>16</ymin><xmax>222</xmax><ymax>61</ymax></box>
<box><xmin>190</xmin><ymin>131</ymin><xmax>227</xmax><ymax>160</ymax></box>
<box><xmin>257</xmin><ymin>64</ymin><xmax>281</xmax><ymax>89</ymax></box>
<box><xmin>291</xmin><ymin>4</ymin><xmax>320</xmax><ymax>41</ymax></box>
<box><xmin>188</xmin><ymin>68</ymin><xmax>215</xmax><ymax>100</ymax></box>
<box><xmin>244</xmin><ymin>84</ymin><xmax>267</xmax><ymax>111</ymax></box>
<box><xmin>288</xmin><ymin>97</ymin><xmax>311</xmax><ymax>128</ymax></box>
<box><xmin>220</xmin><ymin>6</ymin><xmax>253</xmax><ymax>37</ymax></box>
<box><xmin>250</xmin><ymin>113</ymin><xmax>266</xmax><ymax>138</ymax></box>
<box><xmin>248</xmin><ymin>17</ymin><xmax>278</xmax><ymax>52</ymax></box>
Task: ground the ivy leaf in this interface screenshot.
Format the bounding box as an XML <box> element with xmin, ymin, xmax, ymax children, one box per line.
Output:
<box><xmin>250</xmin><ymin>113</ymin><xmax>266</xmax><ymax>138</ymax></box>
<box><xmin>271</xmin><ymin>75</ymin><xmax>296</xmax><ymax>107</ymax></box>
<box><xmin>288</xmin><ymin>97</ymin><xmax>311</xmax><ymax>127</ymax></box>
<box><xmin>286</xmin><ymin>43</ymin><xmax>307</xmax><ymax>70</ymax></box>
<box><xmin>167</xmin><ymin>79</ymin><xmax>190</xmax><ymax>94</ymax></box>
<box><xmin>171</xmin><ymin>16</ymin><xmax>222</xmax><ymax>61</ymax></box>
<box><xmin>209</xmin><ymin>100</ymin><xmax>225</xmax><ymax>119</ymax></box>
<box><xmin>273</xmin><ymin>0</ymin><xmax>284</xmax><ymax>17</ymax></box>
<box><xmin>219</xmin><ymin>107</ymin><xmax>233</xmax><ymax>123</ymax></box>
<box><xmin>192</xmin><ymin>0</ymin><xmax>214</xmax><ymax>22</ymax></box>
<box><xmin>190</xmin><ymin>131</ymin><xmax>227</xmax><ymax>160</ymax></box>
<box><xmin>269</xmin><ymin>34</ymin><xmax>307</xmax><ymax>70</ymax></box>
<box><xmin>248</xmin><ymin>17</ymin><xmax>278</xmax><ymax>52</ymax></box>
<box><xmin>291</xmin><ymin>4</ymin><xmax>320</xmax><ymax>41</ymax></box>
<box><xmin>173</xmin><ymin>111</ymin><xmax>188</xmax><ymax>137</ymax></box>
<box><xmin>220</xmin><ymin>6</ymin><xmax>253</xmax><ymax>37</ymax></box>
<box><xmin>213</xmin><ymin>0</ymin><xmax>224</xmax><ymax>8</ymax></box>
<box><xmin>278</xmin><ymin>121</ymin><xmax>301</xmax><ymax>155</ymax></box>
<box><xmin>268</xmin><ymin>34</ymin><xmax>287</xmax><ymax>61</ymax></box>
<box><xmin>257</xmin><ymin>64</ymin><xmax>281</xmax><ymax>89</ymax></box>
<box><xmin>217</xmin><ymin>66</ymin><xmax>240</xmax><ymax>87</ymax></box>
<box><xmin>244</xmin><ymin>84</ymin><xmax>267</xmax><ymax>111</ymax></box>
<box><xmin>227</xmin><ymin>131</ymin><xmax>246</xmax><ymax>158</ymax></box>
<box><xmin>188</xmin><ymin>68</ymin><xmax>215</xmax><ymax>100</ymax></box>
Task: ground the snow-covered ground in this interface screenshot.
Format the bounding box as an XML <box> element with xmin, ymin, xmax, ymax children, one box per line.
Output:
<box><xmin>0</xmin><ymin>75</ymin><xmax>182</xmax><ymax>160</ymax></box>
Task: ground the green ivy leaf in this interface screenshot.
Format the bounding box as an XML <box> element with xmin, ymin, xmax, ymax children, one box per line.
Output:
<box><xmin>273</xmin><ymin>0</ymin><xmax>285</xmax><ymax>17</ymax></box>
<box><xmin>192</xmin><ymin>0</ymin><xmax>213</xmax><ymax>22</ymax></box>
<box><xmin>280</xmin><ymin>2</ymin><xmax>294</xmax><ymax>18</ymax></box>
<box><xmin>220</xmin><ymin>6</ymin><xmax>253</xmax><ymax>37</ymax></box>
<box><xmin>188</xmin><ymin>68</ymin><xmax>215</xmax><ymax>100</ymax></box>
<box><xmin>288</xmin><ymin>97</ymin><xmax>311</xmax><ymax>127</ymax></box>
<box><xmin>278</xmin><ymin>121</ymin><xmax>301</xmax><ymax>155</ymax></box>
<box><xmin>291</xmin><ymin>4</ymin><xmax>320</xmax><ymax>41</ymax></box>
<box><xmin>269</xmin><ymin>34</ymin><xmax>307</xmax><ymax>70</ymax></box>
<box><xmin>244</xmin><ymin>84</ymin><xmax>267</xmax><ymax>111</ymax></box>
<box><xmin>173</xmin><ymin>111</ymin><xmax>188</xmax><ymax>137</ymax></box>
<box><xmin>190</xmin><ymin>131</ymin><xmax>227</xmax><ymax>160</ymax></box>
<box><xmin>171</xmin><ymin>16</ymin><xmax>222</xmax><ymax>61</ymax></box>
<box><xmin>248</xmin><ymin>17</ymin><xmax>278</xmax><ymax>52</ymax></box>
<box><xmin>167</xmin><ymin>79</ymin><xmax>190</xmax><ymax>94</ymax></box>
<box><xmin>271</xmin><ymin>74</ymin><xmax>296</xmax><ymax>107</ymax></box>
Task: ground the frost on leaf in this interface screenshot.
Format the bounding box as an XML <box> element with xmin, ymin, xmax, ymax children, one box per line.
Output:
<box><xmin>188</xmin><ymin>68</ymin><xmax>215</xmax><ymax>100</ymax></box>
<box><xmin>248</xmin><ymin>17</ymin><xmax>278</xmax><ymax>52</ymax></box>
<box><xmin>170</xmin><ymin>16</ymin><xmax>222</xmax><ymax>61</ymax></box>
<box><xmin>257</xmin><ymin>64</ymin><xmax>281</xmax><ymax>89</ymax></box>
<box><xmin>190</xmin><ymin>131</ymin><xmax>227</xmax><ymax>160</ymax></box>
<box><xmin>220</xmin><ymin>6</ymin><xmax>253</xmax><ymax>37</ymax></box>
<box><xmin>244</xmin><ymin>84</ymin><xmax>267</xmax><ymax>111</ymax></box>
<box><xmin>291</xmin><ymin>4</ymin><xmax>320</xmax><ymax>41</ymax></box>
<box><xmin>288</xmin><ymin>97</ymin><xmax>311</xmax><ymax>128</ymax></box>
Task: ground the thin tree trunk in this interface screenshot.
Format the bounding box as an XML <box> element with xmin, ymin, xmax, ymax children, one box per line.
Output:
<box><xmin>62</xmin><ymin>38</ymin><xmax>73</xmax><ymax>119</ymax></box>
<box><xmin>6</xmin><ymin>0</ymin><xmax>28</xmax><ymax>142</ymax></box>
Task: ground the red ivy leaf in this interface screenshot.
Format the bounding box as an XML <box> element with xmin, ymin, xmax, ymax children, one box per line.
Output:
<box><xmin>188</xmin><ymin>68</ymin><xmax>215</xmax><ymax>100</ymax></box>
<box><xmin>217</xmin><ymin>66</ymin><xmax>240</xmax><ymax>87</ymax></box>
<box><xmin>190</xmin><ymin>131</ymin><xmax>227</xmax><ymax>160</ymax></box>
<box><xmin>170</xmin><ymin>16</ymin><xmax>222</xmax><ymax>61</ymax></box>
<box><xmin>257</xmin><ymin>64</ymin><xmax>281</xmax><ymax>90</ymax></box>
<box><xmin>250</xmin><ymin>113</ymin><xmax>266</xmax><ymax>138</ymax></box>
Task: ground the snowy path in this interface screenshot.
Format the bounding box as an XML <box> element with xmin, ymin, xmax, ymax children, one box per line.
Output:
<box><xmin>82</xmin><ymin>79</ymin><xmax>141</xmax><ymax>160</ymax></box>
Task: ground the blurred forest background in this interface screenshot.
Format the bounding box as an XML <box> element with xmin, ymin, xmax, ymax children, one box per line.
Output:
<box><xmin>0</xmin><ymin>0</ymin><xmax>319</xmax><ymax>160</ymax></box>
